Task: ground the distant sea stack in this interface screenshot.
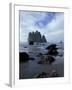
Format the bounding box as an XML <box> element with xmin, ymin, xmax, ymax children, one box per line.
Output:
<box><xmin>28</xmin><ymin>31</ymin><xmax>47</xmax><ymax>45</ymax></box>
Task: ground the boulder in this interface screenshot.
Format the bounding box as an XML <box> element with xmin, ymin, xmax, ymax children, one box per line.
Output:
<box><xmin>19</xmin><ymin>52</ymin><xmax>29</xmax><ymax>63</ymax></box>
<box><xmin>29</xmin><ymin>57</ymin><xmax>35</xmax><ymax>60</ymax></box>
<box><xmin>46</xmin><ymin>44</ymin><xmax>57</xmax><ymax>50</ymax></box>
<box><xmin>49</xmin><ymin>70</ymin><xmax>59</xmax><ymax>77</ymax></box>
<box><xmin>24</xmin><ymin>46</ymin><xmax>27</xmax><ymax>48</ymax></box>
<box><xmin>36</xmin><ymin>70</ymin><xmax>59</xmax><ymax>78</ymax></box>
<box><xmin>29</xmin><ymin>41</ymin><xmax>34</xmax><ymax>45</ymax></box>
<box><xmin>58</xmin><ymin>54</ymin><xmax>63</xmax><ymax>57</ymax></box>
<box><xmin>46</xmin><ymin>44</ymin><xmax>58</xmax><ymax>56</ymax></box>
<box><xmin>38</xmin><ymin>55</ymin><xmax>55</xmax><ymax>64</ymax></box>
<box><xmin>36</xmin><ymin>72</ymin><xmax>47</xmax><ymax>78</ymax></box>
<box><xmin>36</xmin><ymin>53</ymin><xmax>43</xmax><ymax>57</ymax></box>
<box><xmin>48</xmin><ymin>49</ymin><xmax>58</xmax><ymax>56</ymax></box>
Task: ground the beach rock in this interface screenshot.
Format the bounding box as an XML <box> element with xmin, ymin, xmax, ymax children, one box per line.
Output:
<box><xmin>29</xmin><ymin>41</ymin><xmax>34</xmax><ymax>45</ymax></box>
<box><xmin>36</xmin><ymin>53</ymin><xmax>43</xmax><ymax>57</ymax></box>
<box><xmin>58</xmin><ymin>54</ymin><xmax>63</xmax><ymax>57</ymax></box>
<box><xmin>46</xmin><ymin>44</ymin><xmax>57</xmax><ymax>50</ymax></box>
<box><xmin>29</xmin><ymin>57</ymin><xmax>35</xmax><ymax>60</ymax></box>
<box><xmin>29</xmin><ymin>52</ymin><xmax>33</xmax><ymax>54</ymax></box>
<box><xmin>19</xmin><ymin>52</ymin><xmax>29</xmax><ymax>63</ymax></box>
<box><xmin>49</xmin><ymin>70</ymin><xmax>59</xmax><ymax>77</ymax></box>
<box><xmin>36</xmin><ymin>70</ymin><xmax>59</xmax><ymax>78</ymax></box>
<box><xmin>45</xmin><ymin>44</ymin><xmax>58</xmax><ymax>56</ymax></box>
<box><xmin>48</xmin><ymin>49</ymin><xmax>58</xmax><ymax>56</ymax></box>
<box><xmin>24</xmin><ymin>46</ymin><xmax>27</xmax><ymax>48</ymax></box>
<box><xmin>36</xmin><ymin>72</ymin><xmax>48</xmax><ymax>78</ymax></box>
<box><xmin>38</xmin><ymin>55</ymin><xmax>55</xmax><ymax>64</ymax></box>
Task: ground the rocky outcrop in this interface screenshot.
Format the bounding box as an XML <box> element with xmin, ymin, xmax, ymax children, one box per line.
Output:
<box><xmin>38</xmin><ymin>55</ymin><xmax>55</xmax><ymax>64</ymax></box>
<box><xmin>49</xmin><ymin>70</ymin><xmax>59</xmax><ymax>77</ymax></box>
<box><xmin>19</xmin><ymin>52</ymin><xmax>29</xmax><ymax>63</ymax></box>
<box><xmin>36</xmin><ymin>72</ymin><xmax>48</xmax><ymax>78</ymax></box>
<box><xmin>36</xmin><ymin>53</ymin><xmax>43</xmax><ymax>57</ymax></box>
<box><xmin>46</xmin><ymin>44</ymin><xmax>58</xmax><ymax>56</ymax></box>
<box><xmin>19</xmin><ymin>52</ymin><xmax>35</xmax><ymax>63</ymax></box>
<box><xmin>29</xmin><ymin>41</ymin><xmax>34</xmax><ymax>45</ymax></box>
<box><xmin>46</xmin><ymin>44</ymin><xmax>58</xmax><ymax>50</ymax></box>
<box><xmin>28</xmin><ymin>31</ymin><xmax>47</xmax><ymax>45</ymax></box>
<box><xmin>36</xmin><ymin>70</ymin><xmax>59</xmax><ymax>78</ymax></box>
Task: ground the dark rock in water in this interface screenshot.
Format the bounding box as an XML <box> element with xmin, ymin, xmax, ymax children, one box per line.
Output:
<box><xmin>36</xmin><ymin>70</ymin><xmax>59</xmax><ymax>78</ymax></box>
<box><xmin>36</xmin><ymin>72</ymin><xmax>48</xmax><ymax>78</ymax></box>
<box><xmin>29</xmin><ymin>57</ymin><xmax>35</xmax><ymax>60</ymax></box>
<box><xmin>29</xmin><ymin>41</ymin><xmax>34</xmax><ymax>45</ymax></box>
<box><xmin>46</xmin><ymin>44</ymin><xmax>58</xmax><ymax>50</ymax></box>
<box><xmin>29</xmin><ymin>52</ymin><xmax>33</xmax><ymax>54</ymax></box>
<box><xmin>24</xmin><ymin>46</ymin><xmax>27</xmax><ymax>48</ymax></box>
<box><xmin>58</xmin><ymin>54</ymin><xmax>63</xmax><ymax>57</ymax></box>
<box><xmin>48</xmin><ymin>49</ymin><xmax>58</xmax><ymax>56</ymax></box>
<box><xmin>49</xmin><ymin>70</ymin><xmax>59</xmax><ymax>77</ymax></box>
<box><xmin>42</xmin><ymin>43</ymin><xmax>45</xmax><ymax>46</ymax></box>
<box><xmin>19</xmin><ymin>52</ymin><xmax>29</xmax><ymax>63</ymax></box>
<box><xmin>38</xmin><ymin>55</ymin><xmax>55</xmax><ymax>64</ymax></box>
<box><xmin>46</xmin><ymin>44</ymin><xmax>58</xmax><ymax>56</ymax></box>
<box><xmin>38</xmin><ymin>60</ymin><xmax>44</xmax><ymax>64</ymax></box>
<box><xmin>36</xmin><ymin>53</ymin><xmax>43</xmax><ymax>57</ymax></box>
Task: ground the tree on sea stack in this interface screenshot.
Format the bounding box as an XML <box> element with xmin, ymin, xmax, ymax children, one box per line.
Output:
<box><xmin>28</xmin><ymin>32</ymin><xmax>34</xmax><ymax>45</ymax></box>
<box><xmin>34</xmin><ymin>31</ymin><xmax>42</xmax><ymax>43</ymax></box>
<box><xmin>41</xmin><ymin>35</ymin><xmax>47</xmax><ymax>43</ymax></box>
<box><xmin>28</xmin><ymin>31</ymin><xmax>47</xmax><ymax>45</ymax></box>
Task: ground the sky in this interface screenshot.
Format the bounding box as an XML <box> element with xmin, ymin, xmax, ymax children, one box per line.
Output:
<box><xmin>19</xmin><ymin>10</ymin><xmax>64</xmax><ymax>43</ymax></box>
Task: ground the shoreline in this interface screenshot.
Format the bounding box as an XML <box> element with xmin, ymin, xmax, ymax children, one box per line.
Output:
<box><xmin>19</xmin><ymin>62</ymin><xmax>64</xmax><ymax>79</ymax></box>
<box><xmin>19</xmin><ymin>43</ymin><xmax>64</xmax><ymax>79</ymax></box>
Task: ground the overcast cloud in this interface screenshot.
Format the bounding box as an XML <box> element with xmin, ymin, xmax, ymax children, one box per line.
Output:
<box><xmin>19</xmin><ymin>10</ymin><xmax>64</xmax><ymax>43</ymax></box>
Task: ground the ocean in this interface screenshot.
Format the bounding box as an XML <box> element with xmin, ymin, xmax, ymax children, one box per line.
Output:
<box><xmin>19</xmin><ymin>42</ymin><xmax>64</xmax><ymax>79</ymax></box>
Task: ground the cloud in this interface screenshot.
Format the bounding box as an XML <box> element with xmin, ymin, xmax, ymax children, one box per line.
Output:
<box><xmin>45</xmin><ymin>13</ymin><xmax>64</xmax><ymax>42</ymax></box>
<box><xmin>19</xmin><ymin>11</ymin><xmax>64</xmax><ymax>43</ymax></box>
